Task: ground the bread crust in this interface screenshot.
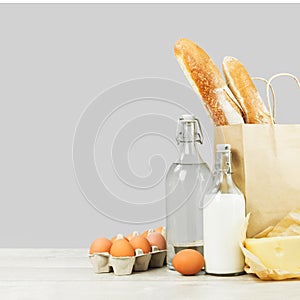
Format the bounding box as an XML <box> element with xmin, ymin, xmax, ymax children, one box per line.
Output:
<box><xmin>223</xmin><ymin>56</ymin><xmax>272</xmax><ymax>124</ymax></box>
<box><xmin>174</xmin><ymin>38</ymin><xmax>244</xmax><ymax>126</ymax></box>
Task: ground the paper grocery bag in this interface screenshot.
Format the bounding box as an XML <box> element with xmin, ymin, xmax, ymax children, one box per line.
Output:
<box><xmin>215</xmin><ymin>124</ymin><xmax>300</xmax><ymax>237</ymax></box>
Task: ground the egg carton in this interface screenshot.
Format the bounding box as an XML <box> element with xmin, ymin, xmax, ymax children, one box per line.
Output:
<box><xmin>89</xmin><ymin>246</ymin><xmax>167</xmax><ymax>276</ymax></box>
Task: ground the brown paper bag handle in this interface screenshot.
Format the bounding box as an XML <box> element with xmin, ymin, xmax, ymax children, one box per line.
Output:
<box><xmin>252</xmin><ymin>77</ymin><xmax>276</xmax><ymax>120</ymax></box>
<box><xmin>266</xmin><ymin>73</ymin><xmax>300</xmax><ymax>124</ymax></box>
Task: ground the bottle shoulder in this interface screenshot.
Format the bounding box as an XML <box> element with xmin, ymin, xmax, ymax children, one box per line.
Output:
<box><xmin>206</xmin><ymin>172</ymin><xmax>243</xmax><ymax>195</ymax></box>
<box><xmin>166</xmin><ymin>163</ymin><xmax>212</xmax><ymax>188</ymax></box>
<box><xmin>203</xmin><ymin>191</ymin><xmax>245</xmax><ymax>212</ymax></box>
<box><xmin>166</xmin><ymin>162</ymin><xmax>211</xmax><ymax>175</ymax></box>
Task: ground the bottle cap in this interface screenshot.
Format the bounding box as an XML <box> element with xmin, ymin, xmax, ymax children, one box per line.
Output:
<box><xmin>180</xmin><ymin>114</ymin><xmax>196</xmax><ymax>122</ymax></box>
<box><xmin>216</xmin><ymin>144</ymin><xmax>231</xmax><ymax>152</ymax></box>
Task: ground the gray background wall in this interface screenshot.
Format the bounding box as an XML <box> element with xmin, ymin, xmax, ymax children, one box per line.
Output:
<box><xmin>1</xmin><ymin>4</ymin><xmax>300</xmax><ymax>247</ymax></box>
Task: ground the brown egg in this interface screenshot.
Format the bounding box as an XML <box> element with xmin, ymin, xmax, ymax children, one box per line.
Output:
<box><xmin>155</xmin><ymin>226</ymin><xmax>164</xmax><ymax>234</ymax></box>
<box><xmin>146</xmin><ymin>232</ymin><xmax>166</xmax><ymax>250</ymax></box>
<box><xmin>142</xmin><ymin>228</ymin><xmax>155</xmax><ymax>238</ymax></box>
<box><xmin>141</xmin><ymin>230</ymin><xmax>149</xmax><ymax>238</ymax></box>
<box><xmin>129</xmin><ymin>236</ymin><xmax>151</xmax><ymax>253</ymax></box>
<box><xmin>110</xmin><ymin>239</ymin><xmax>135</xmax><ymax>257</ymax></box>
<box><xmin>172</xmin><ymin>249</ymin><xmax>205</xmax><ymax>275</ymax></box>
<box><xmin>126</xmin><ymin>231</ymin><xmax>139</xmax><ymax>241</ymax></box>
<box><xmin>89</xmin><ymin>237</ymin><xmax>112</xmax><ymax>254</ymax></box>
<box><xmin>111</xmin><ymin>235</ymin><xmax>128</xmax><ymax>243</ymax></box>
<box><xmin>126</xmin><ymin>233</ymin><xmax>134</xmax><ymax>241</ymax></box>
<box><xmin>155</xmin><ymin>226</ymin><xmax>166</xmax><ymax>238</ymax></box>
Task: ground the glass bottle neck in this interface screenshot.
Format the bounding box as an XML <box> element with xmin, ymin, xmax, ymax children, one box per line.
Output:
<box><xmin>177</xmin><ymin>122</ymin><xmax>204</xmax><ymax>164</ymax></box>
<box><xmin>213</xmin><ymin>151</ymin><xmax>236</xmax><ymax>193</ymax></box>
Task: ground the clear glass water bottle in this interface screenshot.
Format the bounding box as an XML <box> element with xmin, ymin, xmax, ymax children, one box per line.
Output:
<box><xmin>166</xmin><ymin>114</ymin><xmax>212</xmax><ymax>270</ymax></box>
<box><xmin>203</xmin><ymin>144</ymin><xmax>245</xmax><ymax>275</ymax></box>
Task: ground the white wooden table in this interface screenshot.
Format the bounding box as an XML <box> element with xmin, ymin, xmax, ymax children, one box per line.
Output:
<box><xmin>0</xmin><ymin>249</ymin><xmax>299</xmax><ymax>300</ymax></box>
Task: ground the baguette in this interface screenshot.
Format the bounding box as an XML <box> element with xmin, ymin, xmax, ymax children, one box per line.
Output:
<box><xmin>174</xmin><ymin>38</ymin><xmax>244</xmax><ymax>126</ymax></box>
<box><xmin>222</xmin><ymin>56</ymin><xmax>272</xmax><ymax>124</ymax></box>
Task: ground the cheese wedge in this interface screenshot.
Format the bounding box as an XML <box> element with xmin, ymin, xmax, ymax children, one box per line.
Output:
<box><xmin>245</xmin><ymin>236</ymin><xmax>300</xmax><ymax>272</ymax></box>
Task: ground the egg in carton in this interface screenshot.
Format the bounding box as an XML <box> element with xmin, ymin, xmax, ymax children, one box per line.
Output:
<box><xmin>129</xmin><ymin>231</ymin><xmax>167</xmax><ymax>271</ymax></box>
<box><xmin>107</xmin><ymin>233</ymin><xmax>136</xmax><ymax>275</ymax></box>
<box><xmin>125</xmin><ymin>231</ymin><xmax>152</xmax><ymax>273</ymax></box>
<box><xmin>142</xmin><ymin>227</ymin><xmax>167</xmax><ymax>266</ymax></box>
<box><xmin>143</xmin><ymin>228</ymin><xmax>167</xmax><ymax>267</ymax></box>
<box><xmin>142</xmin><ymin>226</ymin><xmax>167</xmax><ymax>240</ymax></box>
<box><xmin>89</xmin><ymin>233</ymin><xmax>130</xmax><ymax>274</ymax></box>
<box><xmin>89</xmin><ymin>237</ymin><xmax>114</xmax><ymax>274</ymax></box>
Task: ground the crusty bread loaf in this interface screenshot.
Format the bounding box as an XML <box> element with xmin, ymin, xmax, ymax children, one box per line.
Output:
<box><xmin>223</xmin><ymin>56</ymin><xmax>272</xmax><ymax>124</ymax></box>
<box><xmin>174</xmin><ymin>38</ymin><xmax>244</xmax><ymax>126</ymax></box>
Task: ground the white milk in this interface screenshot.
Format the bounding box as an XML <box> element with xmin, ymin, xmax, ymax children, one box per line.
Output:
<box><xmin>203</xmin><ymin>193</ymin><xmax>245</xmax><ymax>275</ymax></box>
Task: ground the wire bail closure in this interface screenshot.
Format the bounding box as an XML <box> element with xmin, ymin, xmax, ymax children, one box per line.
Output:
<box><xmin>176</xmin><ymin>115</ymin><xmax>204</xmax><ymax>145</ymax></box>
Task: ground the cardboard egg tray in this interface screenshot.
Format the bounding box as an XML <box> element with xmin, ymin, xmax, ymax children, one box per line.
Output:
<box><xmin>89</xmin><ymin>246</ymin><xmax>167</xmax><ymax>276</ymax></box>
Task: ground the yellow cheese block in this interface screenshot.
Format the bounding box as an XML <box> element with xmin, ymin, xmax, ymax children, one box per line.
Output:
<box><xmin>245</xmin><ymin>236</ymin><xmax>300</xmax><ymax>272</ymax></box>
